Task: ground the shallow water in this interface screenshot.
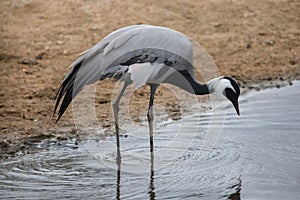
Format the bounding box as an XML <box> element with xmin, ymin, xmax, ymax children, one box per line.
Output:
<box><xmin>1</xmin><ymin>82</ymin><xmax>300</xmax><ymax>200</ymax></box>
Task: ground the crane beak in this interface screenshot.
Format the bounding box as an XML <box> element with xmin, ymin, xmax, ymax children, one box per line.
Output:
<box><xmin>225</xmin><ymin>88</ymin><xmax>240</xmax><ymax>116</ymax></box>
<box><xmin>232</xmin><ymin>100</ymin><xmax>240</xmax><ymax>116</ymax></box>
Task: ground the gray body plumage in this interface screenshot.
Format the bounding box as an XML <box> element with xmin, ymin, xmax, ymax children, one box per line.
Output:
<box><xmin>54</xmin><ymin>25</ymin><xmax>201</xmax><ymax>120</ymax></box>
<box><xmin>73</xmin><ymin>24</ymin><xmax>194</xmax><ymax>84</ymax></box>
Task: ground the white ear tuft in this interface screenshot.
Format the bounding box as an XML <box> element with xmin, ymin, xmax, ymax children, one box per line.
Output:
<box><xmin>207</xmin><ymin>76</ymin><xmax>235</xmax><ymax>97</ymax></box>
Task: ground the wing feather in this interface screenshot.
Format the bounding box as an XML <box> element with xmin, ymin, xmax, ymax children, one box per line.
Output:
<box><xmin>54</xmin><ymin>25</ymin><xmax>194</xmax><ymax>121</ymax></box>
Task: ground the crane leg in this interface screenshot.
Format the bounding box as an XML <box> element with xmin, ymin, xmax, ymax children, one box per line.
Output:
<box><xmin>147</xmin><ymin>84</ymin><xmax>159</xmax><ymax>153</ymax></box>
<box><xmin>113</xmin><ymin>81</ymin><xmax>129</xmax><ymax>166</ymax></box>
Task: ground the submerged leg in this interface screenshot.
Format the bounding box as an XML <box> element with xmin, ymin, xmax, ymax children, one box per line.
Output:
<box><xmin>147</xmin><ymin>84</ymin><xmax>159</xmax><ymax>153</ymax></box>
<box><xmin>113</xmin><ymin>81</ymin><xmax>129</xmax><ymax>165</ymax></box>
<box><xmin>149</xmin><ymin>150</ymin><xmax>155</xmax><ymax>199</ymax></box>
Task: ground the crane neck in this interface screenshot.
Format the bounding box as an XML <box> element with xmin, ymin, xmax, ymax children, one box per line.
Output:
<box><xmin>179</xmin><ymin>70</ymin><xmax>210</xmax><ymax>95</ymax></box>
<box><xmin>164</xmin><ymin>70</ymin><xmax>210</xmax><ymax>95</ymax></box>
<box><xmin>190</xmin><ymin>81</ymin><xmax>210</xmax><ymax>95</ymax></box>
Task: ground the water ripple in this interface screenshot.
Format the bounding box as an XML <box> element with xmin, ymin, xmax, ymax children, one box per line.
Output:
<box><xmin>1</xmin><ymin>82</ymin><xmax>300</xmax><ymax>199</ymax></box>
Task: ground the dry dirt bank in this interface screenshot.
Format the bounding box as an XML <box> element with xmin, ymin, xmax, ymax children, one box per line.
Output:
<box><xmin>0</xmin><ymin>0</ymin><xmax>299</xmax><ymax>158</ymax></box>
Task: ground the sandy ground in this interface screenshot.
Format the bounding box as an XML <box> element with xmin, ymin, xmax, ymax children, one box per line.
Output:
<box><xmin>0</xmin><ymin>0</ymin><xmax>299</xmax><ymax>158</ymax></box>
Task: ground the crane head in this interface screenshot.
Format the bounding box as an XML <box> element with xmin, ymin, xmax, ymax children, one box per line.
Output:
<box><xmin>208</xmin><ymin>76</ymin><xmax>240</xmax><ymax>115</ymax></box>
<box><xmin>223</xmin><ymin>76</ymin><xmax>240</xmax><ymax>115</ymax></box>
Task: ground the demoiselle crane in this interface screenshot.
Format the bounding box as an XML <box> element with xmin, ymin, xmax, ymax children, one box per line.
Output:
<box><xmin>54</xmin><ymin>25</ymin><xmax>240</xmax><ymax>162</ymax></box>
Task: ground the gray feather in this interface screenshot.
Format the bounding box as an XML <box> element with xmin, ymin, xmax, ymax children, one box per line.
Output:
<box><xmin>54</xmin><ymin>24</ymin><xmax>195</xmax><ymax>120</ymax></box>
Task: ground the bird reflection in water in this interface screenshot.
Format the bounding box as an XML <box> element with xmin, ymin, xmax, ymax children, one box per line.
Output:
<box><xmin>115</xmin><ymin>151</ymin><xmax>156</xmax><ymax>200</ymax></box>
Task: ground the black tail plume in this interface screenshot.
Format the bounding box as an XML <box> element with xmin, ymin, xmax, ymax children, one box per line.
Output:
<box><xmin>53</xmin><ymin>60</ymin><xmax>83</xmax><ymax>122</ymax></box>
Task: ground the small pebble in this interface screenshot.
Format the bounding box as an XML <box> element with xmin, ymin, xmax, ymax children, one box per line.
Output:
<box><xmin>18</xmin><ymin>58</ymin><xmax>38</xmax><ymax>65</ymax></box>
<box><xmin>264</xmin><ymin>40</ymin><xmax>275</xmax><ymax>45</ymax></box>
<box><xmin>289</xmin><ymin>59</ymin><xmax>297</xmax><ymax>65</ymax></box>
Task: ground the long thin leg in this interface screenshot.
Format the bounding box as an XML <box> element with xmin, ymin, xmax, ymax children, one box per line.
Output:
<box><xmin>116</xmin><ymin>167</ymin><xmax>121</xmax><ymax>200</ymax></box>
<box><xmin>147</xmin><ymin>84</ymin><xmax>159</xmax><ymax>153</ymax></box>
<box><xmin>113</xmin><ymin>81</ymin><xmax>130</xmax><ymax>165</ymax></box>
<box><xmin>149</xmin><ymin>151</ymin><xmax>155</xmax><ymax>199</ymax></box>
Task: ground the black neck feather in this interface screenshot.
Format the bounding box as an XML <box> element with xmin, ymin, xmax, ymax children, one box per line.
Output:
<box><xmin>164</xmin><ymin>70</ymin><xmax>210</xmax><ymax>95</ymax></box>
